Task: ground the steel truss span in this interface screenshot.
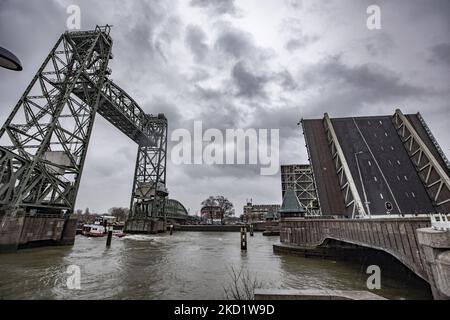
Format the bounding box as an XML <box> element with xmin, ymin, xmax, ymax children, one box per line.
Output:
<box><xmin>0</xmin><ymin>26</ymin><xmax>168</xmax><ymax>219</ymax></box>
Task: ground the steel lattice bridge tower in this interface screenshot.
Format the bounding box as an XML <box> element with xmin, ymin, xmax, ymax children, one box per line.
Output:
<box><xmin>0</xmin><ymin>26</ymin><xmax>168</xmax><ymax>227</ymax></box>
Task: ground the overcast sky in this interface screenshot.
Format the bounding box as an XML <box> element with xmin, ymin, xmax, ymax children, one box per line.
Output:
<box><xmin>0</xmin><ymin>0</ymin><xmax>449</xmax><ymax>215</ymax></box>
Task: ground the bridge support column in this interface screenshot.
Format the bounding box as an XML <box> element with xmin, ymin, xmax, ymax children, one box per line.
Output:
<box><xmin>124</xmin><ymin>218</ymin><xmax>165</xmax><ymax>234</ymax></box>
<box><xmin>0</xmin><ymin>210</ymin><xmax>24</xmax><ymax>252</ymax></box>
<box><xmin>0</xmin><ymin>210</ymin><xmax>76</xmax><ymax>253</ymax></box>
<box><xmin>417</xmin><ymin>228</ymin><xmax>450</xmax><ymax>300</ymax></box>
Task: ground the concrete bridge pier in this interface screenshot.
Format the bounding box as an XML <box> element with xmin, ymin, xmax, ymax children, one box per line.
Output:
<box><xmin>276</xmin><ymin>217</ymin><xmax>450</xmax><ymax>299</ymax></box>
<box><xmin>0</xmin><ymin>210</ymin><xmax>77</xmax><ymax>253</ymax></box>
<box><xmin>417</xmin><ymin>228</ymin><xmax>450</xmax><ymax>300</ymax></box>
<box><xmin>124</xmin><ymin>217</ymin><xmax>165</xmax><ymax>234</ymax></box>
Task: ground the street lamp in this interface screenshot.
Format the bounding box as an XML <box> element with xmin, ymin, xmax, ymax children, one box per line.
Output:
<box><xmin>354</xmin><ymin>151</ymin><xmax>371</xmax><ymax>217</ymax></box>
<box><xmin>0</xmin><ymin>46</ymin><xmax>22</xmax><ymax>71</ymax></box>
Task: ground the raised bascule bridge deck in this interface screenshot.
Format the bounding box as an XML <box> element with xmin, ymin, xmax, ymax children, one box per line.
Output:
<box><xmin>276</xmin><ymin>110</ymin><xmax>450</xmax><ymax>299</ymax></box>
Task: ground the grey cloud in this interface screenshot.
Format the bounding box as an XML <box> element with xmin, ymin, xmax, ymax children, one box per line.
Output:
<box><xmin>214</xmin><ymin>29</ymin><xmax>254</xmax><ymax>59</ymax></box>
<box><xmin>185</xmin><ymin>25</ymin><xmax>209</xmax><ymax>62</ymax></box>
<box><xmin>248</xmin><ymin>106</ymin><xmax>301</xmax><ymax>142</ymax></box>
<box><xmin>285</xmin><ymin>0</ymin><xmax>303</xmax><ymax>10</ymax></box>
<box><xmin>285</xmin><ymin>34</ymin><xmax>319</xmax><ymax>52</ymax></box>
<box><xmin>428</xmin><ymin>43</ymin><xmax>450</xmax><ymax>67</ymax></box>
<box><xmin>231</xmin><ymin>61</ymin><xmax>268</xmax><ymax>98</ymax></box>
<box><xmin>280</xmin><ymin>18</ymin><xmax>319</xmax><ymax>52</ymax></box>
<box><xmin>190</xmin><ymin>0</ymin><xmax>237</xmax><ymax>15</ymax></box>
<box><xmin>198</xmin><ymin>101</ymin><xmax>242</xmax><ymax>129</ymax></box>
<box><xmin>276</xmin><ymin>70</ymin><xmax>297</xmax><ymax>91</ymax></box>
<box><xmin>302</xmin><ymin>57</ymin><xmax>430</xmax><ymax>104</ymax></box>
<box><xmin>195</xmin><ymin>85</ymin><xmax>224</xmax><ymax>101</ymax></box>
<box><xmin>364</xmin><ymin>32</ymin><xmax>395</xmax><ymax>57</ymax></box>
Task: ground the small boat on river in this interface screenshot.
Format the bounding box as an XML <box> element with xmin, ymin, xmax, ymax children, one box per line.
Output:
<box><xmin>81</xmin><ymin>224</ymin><xmax>106</xmax><ymax>237</ymax></box>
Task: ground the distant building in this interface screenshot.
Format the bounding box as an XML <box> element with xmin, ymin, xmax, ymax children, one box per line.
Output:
<box><xmin>223</xmin><ymin>216</ymin><xmax>240</xmax><ymax>224</ymax></box>
<box><xmin>201</xmin><ymin>205</ymin><xmax>222</xmax><ymax>223</ymax></box>
<box><xmin>281</xmin><ymin>164</ymin><xmax>320</xmax><ymax>216</ymax></box>
<box><xmin>243</xmin><ymin>200</ymin><xmax>280</xmax><ymax>222</ymax></box>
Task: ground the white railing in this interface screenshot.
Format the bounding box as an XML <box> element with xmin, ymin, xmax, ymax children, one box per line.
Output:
<box><xmin>431</xmin><ymin>213</ymin><xmax>450</xmax><ymax>231</ymax></box>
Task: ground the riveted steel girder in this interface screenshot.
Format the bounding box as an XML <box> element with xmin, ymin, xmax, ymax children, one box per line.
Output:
<box><xmin>0</xmin><ymin>26</ymin><xmax>168</xmax><ymax>219</ymax></box>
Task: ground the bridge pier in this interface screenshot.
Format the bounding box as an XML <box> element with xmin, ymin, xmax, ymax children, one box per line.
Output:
<box><xmin>276</xmin><ymin>217</ymin><xmax>450</xmax><ymax>299</ymax></box>
<box><xmin>0</xmin><ymin>211</ymin><xmax>24</xmax><ymax>252</ymax></box>
<box><xmin>417</xmin><ymin>228</ymin><xmax>450</xmax><ymax>299</ymax></box>
<box><xmin>124</xmin><ymin>218</ymin><xmax>165</xmax><ymax>234</ymax></box>
<box><xmin>0</xmin><ymin>210</ymin><xmax>76</xmax><ymax>253</ymax></box>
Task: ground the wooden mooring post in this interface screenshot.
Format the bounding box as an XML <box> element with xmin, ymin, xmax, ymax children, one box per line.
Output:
<box><xmin>241</xmin><ymin>226</ymin><xmax>247</xmax><ymax>251</ymax></box>
<box><xmin>106</xmin><ymin>229</ymin><xmax>112</xmax><ymax>247</ymax></box>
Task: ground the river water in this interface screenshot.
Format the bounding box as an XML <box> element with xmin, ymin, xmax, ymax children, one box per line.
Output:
<box><xmin>0</xmin><ymin>232</ymin><xmax>432</xmax><ymax>300</ymax></box>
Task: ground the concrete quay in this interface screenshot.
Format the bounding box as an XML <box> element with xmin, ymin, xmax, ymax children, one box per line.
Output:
<box><xmin>254</xmin><ymin>289</ymin><xmax>386</xmax><ymax>300</ymax></box>
<box><xmin>0</xmin><ymin>211</ymin><xmax>77</xmax><ymax>253</ymax></box>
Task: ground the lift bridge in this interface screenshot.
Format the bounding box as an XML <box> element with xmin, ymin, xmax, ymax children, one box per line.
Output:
<box><xmin>0</xmin><ymin>26</ymin><xmax>168</xmax><ymax>236</ymax></box>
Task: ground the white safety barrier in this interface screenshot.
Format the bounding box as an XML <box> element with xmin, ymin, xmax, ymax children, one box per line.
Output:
<box><xmin>431</xmin><ymin>213</ymin><xmax>450</xmax><ymax>231</ymax></box>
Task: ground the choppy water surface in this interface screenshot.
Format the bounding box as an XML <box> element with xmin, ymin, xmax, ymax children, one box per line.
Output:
<box><xmin>0</xmin><ymin>232</ymin><xmax>432</xmax><ymax>299</ymax></box>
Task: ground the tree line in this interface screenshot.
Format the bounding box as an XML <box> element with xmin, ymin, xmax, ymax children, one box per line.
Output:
<box><xmin>72</xmin><ymin>207</ymin><xmax>129</xmax><ymax>223</ymax></box>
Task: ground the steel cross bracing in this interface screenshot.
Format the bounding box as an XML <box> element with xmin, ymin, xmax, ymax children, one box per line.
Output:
<box><xmin>392</xmin><ymin>109</ymin><xmax>450</xmax><ymax>213</ymax></box>
<box><xmin>129</xmin><ymin>114</ymin><xmax>168</xmax><ymax>219</ymax></box>
<box><xmin>281</xmin><ymin>165</ymin><xmax>321</xmax><ymax>216</ymax></box>
<box><xmin>0</xmin><ymin>26</ymin><xmax>168</xmax><ymax>219</ymax></box>
<box><xmin>323</xmin><ymin>113</ymin><xmax>367</xmax><ymax>218</ymax></box>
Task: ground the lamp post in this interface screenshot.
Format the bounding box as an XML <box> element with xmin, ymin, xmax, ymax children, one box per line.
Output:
<box><xmin>0</xmin><ymin>46</ymin><xmax>22</xmax><ymax>71</ymax></box>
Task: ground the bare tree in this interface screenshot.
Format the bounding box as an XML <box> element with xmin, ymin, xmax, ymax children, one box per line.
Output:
<box><xmin>223</xmin><ymin>265</ymin><xmax>264</xmax><ymax>300</ymax></box>
<box><xmin>201</xmin><ymin>196</ymin><xmax>218</xmax><ymax>223</ymax></box>
<box><xmin>108</xmin><ymin>207</ymin><xmax>129</xmax><ymax>222</ymax></box>
<box><xmin>215</xmin><ymin>195</ymin><xmax>234</xmax><ymax>224</ymax></box>
<box><xmin>73</xmin><ymin>209</ymin><xmax>83</xmax><ymax>223</ymax></box>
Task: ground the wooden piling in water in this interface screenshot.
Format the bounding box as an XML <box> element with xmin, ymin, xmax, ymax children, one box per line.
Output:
<box><xmin>241</xmin><ymin>227</ymin><xmax>247</xmax><ymax>251</ymax></box>
<box><xmin>106</xmin><ymin>230</ymin><xmax>112</xmax><ymax>247</ymax></box>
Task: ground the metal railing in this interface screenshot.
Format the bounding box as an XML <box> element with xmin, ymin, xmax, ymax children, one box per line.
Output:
<box><xmin>431</xmin><ymin>213</ymin><xmax>450</xmax><ymax>231</ymax></box>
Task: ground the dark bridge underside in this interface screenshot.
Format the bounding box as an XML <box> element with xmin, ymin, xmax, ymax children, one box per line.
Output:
<box><xmin>279</xmin><ymin>218</ymin><xmax>431</xmax><ymax>281</ymax></box>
